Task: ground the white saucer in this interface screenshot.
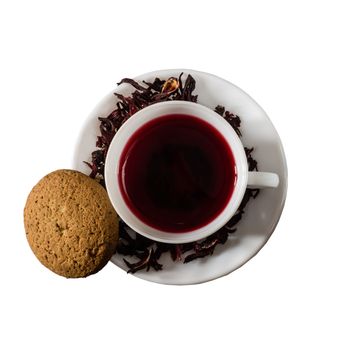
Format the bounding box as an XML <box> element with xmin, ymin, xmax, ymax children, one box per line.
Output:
<box><xmin>72</xmin><ymin>69</ymin><xmax>288</xmax><ymax>285</ymax></box>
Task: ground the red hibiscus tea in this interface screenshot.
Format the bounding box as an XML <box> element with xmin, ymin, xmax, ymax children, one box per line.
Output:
<box><xmin>118</xmin><ymin>114</ymin><xmax>236</xmax><ymax>232</ymax></box>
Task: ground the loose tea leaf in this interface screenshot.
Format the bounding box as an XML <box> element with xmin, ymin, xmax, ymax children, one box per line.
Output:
<box><xmin>85</xmin><ymin>73</ymin><xmax>260</xmax><ymax>273</ymax></box>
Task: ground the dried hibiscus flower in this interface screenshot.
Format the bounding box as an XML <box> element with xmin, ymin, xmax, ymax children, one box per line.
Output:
<box><xmin>85</xmin><ymin>73</ymin><xmax>259</xmax><ymax>273</ymax></box>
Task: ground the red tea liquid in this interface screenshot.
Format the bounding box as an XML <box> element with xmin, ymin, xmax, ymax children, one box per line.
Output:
<box><xmin>118</xmin><ymin>114</ymin><xmax>236</xmax><ymax>232</ymax></box>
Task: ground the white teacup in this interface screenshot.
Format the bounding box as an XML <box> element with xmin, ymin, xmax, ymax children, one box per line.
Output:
<box><xmin>105</xmin><ymin>101</ymin><xmax>279</xmax><ymax>244</ymax></box>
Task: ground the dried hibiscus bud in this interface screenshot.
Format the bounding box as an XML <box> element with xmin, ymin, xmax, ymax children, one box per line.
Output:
<box><xmin>161</xmin><ymin>77</ymin><xmax>179</xmax><ymax>94</ymax></box>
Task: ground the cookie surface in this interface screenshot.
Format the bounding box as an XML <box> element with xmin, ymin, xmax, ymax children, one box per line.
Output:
<box><xmin>24</xmin><ymin>169</ymin><xmax>119</xmax><ymax>278</ymax></box>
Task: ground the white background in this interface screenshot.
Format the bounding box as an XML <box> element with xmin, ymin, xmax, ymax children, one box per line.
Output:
<box><xmin>1</xmin><ymin>0</ymin><xmax>349</xmax><ymax>349</ymax></box>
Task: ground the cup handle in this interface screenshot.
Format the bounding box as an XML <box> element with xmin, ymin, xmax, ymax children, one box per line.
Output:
<box><xmin>247</xmin><ymin>171</ymin><xmax>279</xmax><ymax>188</ymax></box>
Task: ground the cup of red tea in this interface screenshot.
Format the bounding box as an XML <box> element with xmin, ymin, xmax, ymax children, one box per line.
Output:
<box><xmin>105</xmin><ymin>101</ymin><xmax>279</xmax><ymax>244</ymax></box>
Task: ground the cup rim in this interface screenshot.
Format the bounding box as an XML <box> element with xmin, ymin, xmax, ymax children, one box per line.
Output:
<box><xmin>105</xmin><ymin>101</ymin><xmax>248</xmax><ymax>244</ymax></box>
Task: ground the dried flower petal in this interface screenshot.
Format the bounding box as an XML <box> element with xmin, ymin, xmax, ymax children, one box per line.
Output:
<box><xmin>123</xmin><ymin>248</ymin><xmax>163</xmax><ymax>273</ymax></box>
<box><xmin>123</xmin><ymin>249</ymin><xmax>152</xmax><ymax>274</ymax></box>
